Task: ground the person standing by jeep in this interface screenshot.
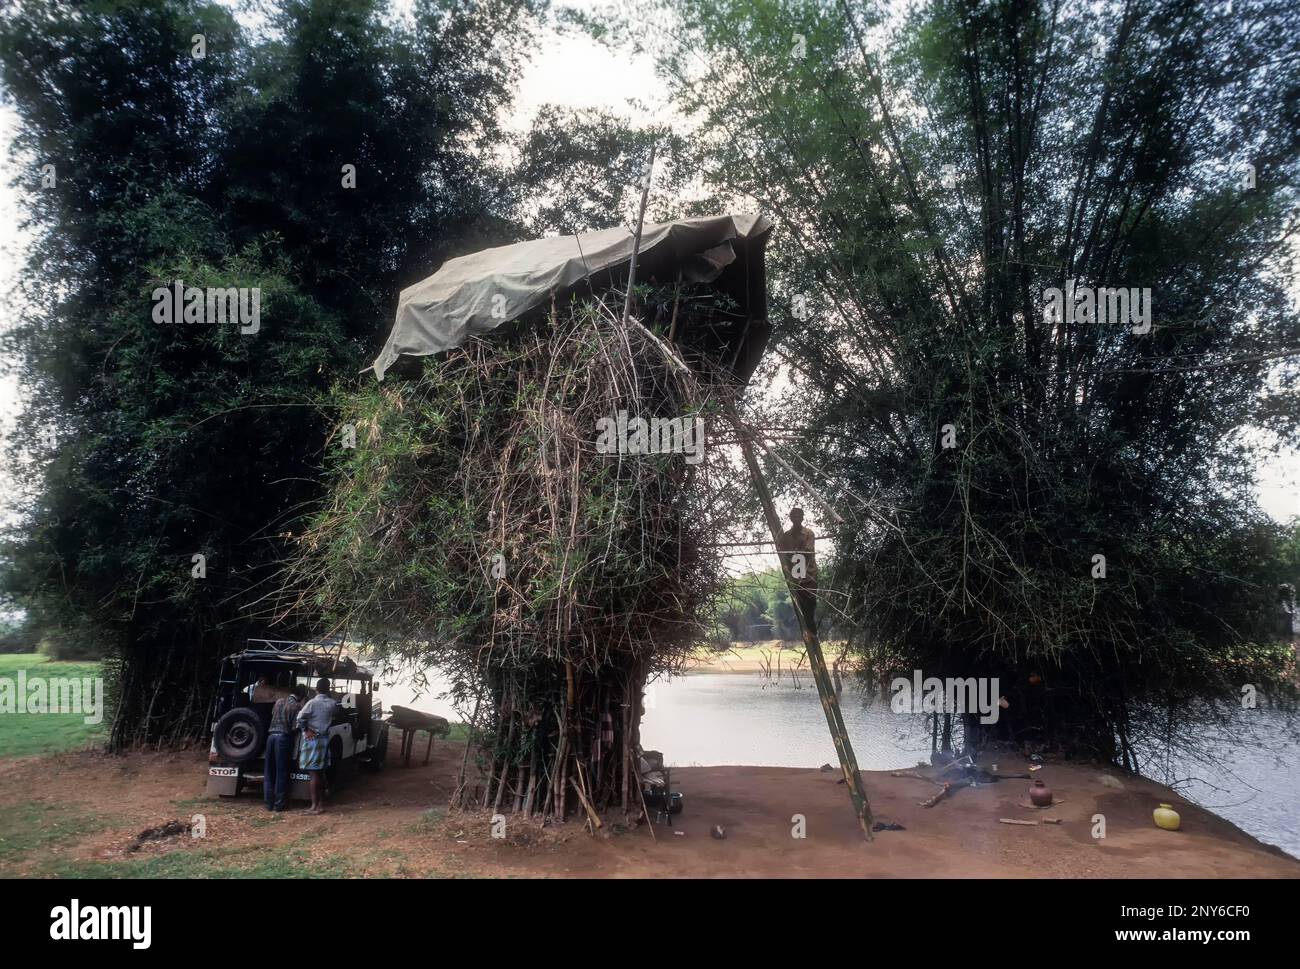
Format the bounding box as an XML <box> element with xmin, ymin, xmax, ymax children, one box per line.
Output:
<box><xmin>264</xmin><ymin>684</ymin><xmax>306</xmax><ymax>812</ymax></box>
<box><xmin>296</xmin><ymin>678</ymin><xmax>339</xmax><ymax>815</ymax></box>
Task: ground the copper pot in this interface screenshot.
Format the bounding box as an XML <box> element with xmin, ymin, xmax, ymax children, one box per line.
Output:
<box><xmin>1029</xmin><ymin>779</ymin><xmax>1053</xmax><ymax>807</ymax></box>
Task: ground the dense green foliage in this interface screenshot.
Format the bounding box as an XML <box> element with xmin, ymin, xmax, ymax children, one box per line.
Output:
<box><xmin>512</xmin><ymin>105</ymin><xmax>700</xmax><ymax>236</ymax></box>
<box><xmin>284</xmin><ymin>309</ymin><xmax>726</xmax><ymax>673</ymax></box>
<box><xmin>0</xmin><ymin>0</ymin><xmax>537</xmax><ymax>746</ymax></box>
<box><xmin>714</xmin><ymin>567</ymin><xmax>828</xmax><ymax>643</ymax></box>
<box><xmin>636</xmin><ymin>0</ymin><xmax>1300</xmax><ymax>763</ymax></box>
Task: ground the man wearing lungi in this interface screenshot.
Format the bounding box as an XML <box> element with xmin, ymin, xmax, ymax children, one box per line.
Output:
<box><xmin>295</xmin><ymin>678</ymin><xmax>339</xmax><ymax>815</ymax></box>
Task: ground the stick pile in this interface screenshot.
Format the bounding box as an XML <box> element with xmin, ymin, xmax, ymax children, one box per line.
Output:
<box><xmin>279</xmin><ymin>295</ymin><xmax>736</xmax><ymax>817</ymax></box>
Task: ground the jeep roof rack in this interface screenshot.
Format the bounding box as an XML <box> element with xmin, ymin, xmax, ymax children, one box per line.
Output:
<box><xmin>245</xmin><ymin>637</ymin><xmax>343</xmax><ymax>653</ymax></box>
<box><xmin>220</xmin><ymin>640</ymin><xmax>373</xmax><ymax>678</ymax></box>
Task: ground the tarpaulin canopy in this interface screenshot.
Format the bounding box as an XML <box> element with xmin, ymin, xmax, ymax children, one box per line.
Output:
<box><xmin>371</xmin><ymin>214</ymin><xmax>773</xmax><ymax>380</ymax></box>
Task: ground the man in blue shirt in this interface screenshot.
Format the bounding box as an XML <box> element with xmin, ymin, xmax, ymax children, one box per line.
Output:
<box><xmin>295</xmin><ymin>678</ymin><xmax>339</xmax><ymax>814</ymax></box>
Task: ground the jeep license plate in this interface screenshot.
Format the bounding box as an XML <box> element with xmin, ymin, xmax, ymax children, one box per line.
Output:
<box><xmin>209</xmin><ymin>767</ymin><xmax>238</xmax><ymax>777</ymax></box>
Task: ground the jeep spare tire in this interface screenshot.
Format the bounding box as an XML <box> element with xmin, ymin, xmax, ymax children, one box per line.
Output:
<box><xmin>213</xmin><ymin>708</ymin><xmax>264</xmax><ymax>763</ymax></box>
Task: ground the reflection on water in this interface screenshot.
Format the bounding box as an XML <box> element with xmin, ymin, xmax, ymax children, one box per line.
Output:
<box><xmin>377</xmin><ymin>667</ymin><xmax>1299</xmax><ymax>859</ymax></box>
<box><xmin>641</xmin><ymin>673</ymin><xmax>931</xmax><ymax>770</ymax></box>
<box><xmin>1142</xmin><ymin>707</ymin><xmax>1300</xmax><ymax>860</ymax></box>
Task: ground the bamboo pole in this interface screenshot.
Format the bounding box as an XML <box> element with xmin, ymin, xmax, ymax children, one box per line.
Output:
<box><xmin>631</xmin><ymin>757</ymin><xmax>657</xmax><ymax>843</ymax></box>
<box><xmin>620</xmin><ymin>687</ymin><xmax>632</xmax><ymax>813</ymax></box>
<box><xmin>723</xmin><ymin>398</ymin><xmax>875</xmax><ymax>840</ymax></box>
<box><xmin>523</xmin><ymin>741</ymin><xmax>539</xmax><ymax>818</ymax></box>
<box><xmin>493</xmin><ymin>709</ymin><xmax>517</xmax><ymax>813</ymax></box>
<box><xmin>552</xmin><ymin>708</ymin><xmax>569</xmax><ymax>821</ymax></box>
<box><xmin>571</xmin><ymin>762</ymin><xmax>602</xmax><ymax>830</ymax></box>
<box><xmin>667</xmin><ymin>268</ymin><xmax>682</xmax><ymax>342</ymax></box>
<box><xmin>621</xmin><ymin>143</ymin><xmax>657</xmax><ymax>327</ymax></box>
<box><xmin>453</xmin><ymin>691</ymin><xmax>481</xmax><ymax>808</ymax></box>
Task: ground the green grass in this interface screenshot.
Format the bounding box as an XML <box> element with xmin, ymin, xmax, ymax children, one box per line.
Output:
<box><xmin>43</xmin><ymin>838</ymin><xmax>360</xmax><ymax>879</ymax></box>
<box><xmin>418</xmin><ymin>806</ymin><xmax>447</xmax><ymax>827</ymax></box>
<box><xmin>0</xmin><ymin>796</ymin><xmax>364</xmax><ymax>878</ymax></box>
<box><xmin>0</xmin><ymin>653</ymin><xmax>107</xmax><ymax>757</ymax></box>
<box><xmin>0</xmin><ymin>778</ymin><xmax>484</xmax><ymax>879</ymax></box>
<box><xmin>0</xmin><ymin>801</ymin><xmax>109</xmax><ymax>865</ymax></box>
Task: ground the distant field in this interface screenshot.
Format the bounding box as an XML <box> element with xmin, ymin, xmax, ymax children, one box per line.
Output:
<box><xmin>687</xmin><ymin>640</ymin><xmax>850</xmax><ymax>673</ymax></box>
<box><xmin>0</xmin><ymin>653</ymin><xmax>106</xmax><ymax>758</ymax></box>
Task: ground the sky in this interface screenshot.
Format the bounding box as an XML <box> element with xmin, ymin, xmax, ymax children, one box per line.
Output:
<box><xmin>0</xmin><ymin>2</ymin><xmax>1294</xmax><ymax>527</ymax></box>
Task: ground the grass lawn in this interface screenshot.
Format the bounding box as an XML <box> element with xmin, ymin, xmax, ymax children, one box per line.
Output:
<box><xmin>42</xmin><ymin>839</ymin><xmax>362</xmax><ymax>879</ymax></box>
<box><xmin>0</xmin><ymin>798</ymin><xmax>369</xmax><ymax>878</ymax></box>
<box><xmin>0</xmin><ymin>653</ymin><xmax>107</xmax><ymax>758</ymax></box>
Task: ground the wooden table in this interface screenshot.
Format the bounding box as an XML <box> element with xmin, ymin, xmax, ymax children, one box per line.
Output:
<box><xmin>388</xmin><ymin>705</ymin><xmax>450</xmax><ymax>767</ymax></box>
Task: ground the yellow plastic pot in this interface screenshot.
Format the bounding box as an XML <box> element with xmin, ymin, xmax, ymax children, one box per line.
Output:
<box><xmin>1153</xmin><ymin>803</ymin><xmax>1181</xmax><ymax>831</ymax></box>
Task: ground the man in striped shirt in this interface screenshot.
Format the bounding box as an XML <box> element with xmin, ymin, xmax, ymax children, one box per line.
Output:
<box><xmin>264</xmin><ymin>684</ymin><xmax>306</xmax><ymax>812</ymax></box>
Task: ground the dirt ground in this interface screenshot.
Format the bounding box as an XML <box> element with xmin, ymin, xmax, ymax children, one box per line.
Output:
<box><xmin>1</xmin><ymin>735</ymin><xmax>1296</xmax><ymax>878</ymax></box>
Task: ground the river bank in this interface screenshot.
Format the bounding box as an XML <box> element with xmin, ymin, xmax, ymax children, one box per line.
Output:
<box><xmin>684</xmin><ymin>641</ymin><xmax>818</xmax><ymax>674</ymax></box>
<box><xmin>381</xmin><ymin>658</ymin><xmax>1300</xmax><ymax>860</ymax></box>
<box><xmin>0</xmin><ymin>742</ymin><xmax>1294</xmax><ymax>878</ymax></box>
<box><xmin>646</xmin><ymin>650</ymin><xmax>1300</xmax><ymax>861</ymax></box>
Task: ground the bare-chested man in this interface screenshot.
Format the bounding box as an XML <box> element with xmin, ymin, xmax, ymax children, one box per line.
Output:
<box><xmin>777</xmin><ymin>507</ymin><xmax>818</xmax><ymax>628</ymax></box>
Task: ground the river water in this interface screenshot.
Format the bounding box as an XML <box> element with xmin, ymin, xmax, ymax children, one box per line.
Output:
<box><xmin>380</xmin><ymin>668</ymin><xmax>1300</xmax><ymax>859</ymax></box>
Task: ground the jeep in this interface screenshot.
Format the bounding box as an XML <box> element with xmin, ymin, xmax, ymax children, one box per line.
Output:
<box><xmin>204</xmin><ymin>640</ymin><xmax>389</xmax><ymax>801</ymax></box>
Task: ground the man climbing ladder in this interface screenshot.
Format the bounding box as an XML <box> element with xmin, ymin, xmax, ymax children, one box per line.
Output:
<box><xmin>722</xmin><ymin>399</ymin><xmax>875</xmax><ymax>840</ymax></box>
<box><xmin>777</xmin><ymin>507</ymin><xmax>818</xmax><ymax>628</ymax></box>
